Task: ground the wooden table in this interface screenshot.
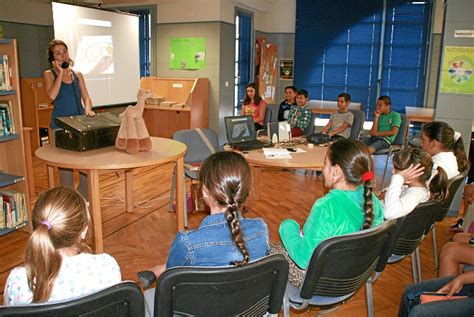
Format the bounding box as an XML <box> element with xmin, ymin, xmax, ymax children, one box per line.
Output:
<box><xmin>405</xmin><ymin>106</ymin><xmax>435</xmax><ymax>124</ymax></box>
<box><xmin>244</xmin><ymin>143</ymin><xmax>328</xmax><ymax>200</ymax></box>
<box><xmin>35</xmin><ymin>137</ymin><xmax>187</xmax><ymax>253</ymax></box>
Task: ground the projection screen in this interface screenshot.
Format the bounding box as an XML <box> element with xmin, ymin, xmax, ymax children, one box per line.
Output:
<box><xmin>52</xmin><ymin>2</ymin><xmax>140</xmax><ymax>107</ymax></box>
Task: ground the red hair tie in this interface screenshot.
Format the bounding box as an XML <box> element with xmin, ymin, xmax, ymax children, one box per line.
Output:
<box><xmin>361</xmin><ymin>171</ymin><xmax>374</xmax><ymax>182</ymax></box>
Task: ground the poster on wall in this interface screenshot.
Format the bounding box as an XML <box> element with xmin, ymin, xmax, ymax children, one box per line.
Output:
<box><xmin>169</xmin><ymin>37</ymin><xmax>206</xmax><ymax>70</ymax></box>
<box><xmin>440</xmin><ymin>46</ymin><xmax>474</xmax><ymax>94</ymax></box>
<box><xmin>279</xmin><ymin>59</ymin><xmax>294</xmax><ymax>80</ymax></box>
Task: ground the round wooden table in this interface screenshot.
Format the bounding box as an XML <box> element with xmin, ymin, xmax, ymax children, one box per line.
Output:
<box><xmin>35</xmin><ymin>137</ymin><xmax>187</xmax><ymax>253</ymax></box>
<box><xmin>244</xmin><ymin>143</ymin><xmax>328</xmax><ymax>200</ymax></box>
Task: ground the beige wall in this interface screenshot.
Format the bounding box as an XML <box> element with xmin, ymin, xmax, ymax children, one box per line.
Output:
<box><xmin>0</xmin><ymin>0</ymin><xmax>51</xmax><ymax>25</ymax></box>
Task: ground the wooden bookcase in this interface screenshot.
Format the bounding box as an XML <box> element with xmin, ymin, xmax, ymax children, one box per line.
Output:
<box><xmin>20</xmin><ymin>77</ymin><xmax>53</xmax><ymax>153</ymax></box>
<box><xmin>140</xmin><ymin>77</ymin><xmax>209</xmax><ymax>139</ymax></box>
<box><xmin>0</xmin><ymin>39</ymin><xmax>30</xmax><ymax>235</ymax></box>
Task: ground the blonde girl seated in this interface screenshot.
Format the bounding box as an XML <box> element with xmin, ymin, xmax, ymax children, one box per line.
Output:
<box><xmin>3</xmin><ymin>186</ymin><xmax>121</xmax><ymax>305</ymax></box>
<box><xmin>384</xmin><ymin>148</ymin><xmax>448</xmax><ymax>220</ymax></box>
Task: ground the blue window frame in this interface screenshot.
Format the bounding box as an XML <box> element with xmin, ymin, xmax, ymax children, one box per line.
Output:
<box><xmin>235</xmin><ymin>10</ymin><xmax>252</xmax><ymax>115</ymax></box>
<box><xmin>295</xmin><ymin>0</ymin><xmax>432</xmax><ymax>119</ymax></box>
<box><xmin>126</xmin><ymin>8</ymin><xmax>151</xmax><ymax>77</ymax></box>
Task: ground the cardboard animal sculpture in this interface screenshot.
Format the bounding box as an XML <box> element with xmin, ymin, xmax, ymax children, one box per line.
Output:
<box><xmin>115</xmin><ymin>90</ymin><xmax>153</xmax><ymax>153</ymax></box>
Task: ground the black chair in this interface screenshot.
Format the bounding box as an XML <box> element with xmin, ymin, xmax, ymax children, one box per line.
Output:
<box><xmin>283</xmin><ymin>220</ymin><xmax>395</xmax><ymax>317</ymax></box>
<box><xmin>302</xmin><ymin>112</ymin><xmax>318</xmax><ymax>136</ymax></box>
<box><xmin>0</xmin><ymin>281</ymin><xmax>144</xmax><ymax>317</ymax></box>
<box><xmin>348</xmin><ymin>109</ymin><xmax>365</xmax><ymax>140</ymax></box>
<box><xmin>430</xmin><ymin>173</ymin><xmax>465</xmax><ymax>269</ymax></box>
<box><xmin>150</xmin><ymin>254</ymin><xmax>289</xmax><ymax>317</ymax></box>
<box><xmin>373</xmin><ymin>113</ymin><xmax>408</xmax><ymax>188</ymax></box>
<box><xmin>365</xmin><ymin>200</ymin><xmax>440</xmax><ymax>317</ymax></box>
<box><xmin>256</xmin><ymin>107</ymin><xmax>275</xmax><ymax>138</ymax></box>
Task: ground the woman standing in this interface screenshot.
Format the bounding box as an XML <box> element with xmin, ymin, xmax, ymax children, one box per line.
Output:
<box><xmin>43</xmin><ymin>39</ymin><xmax>95</xmax><ymax>199</ymax></box>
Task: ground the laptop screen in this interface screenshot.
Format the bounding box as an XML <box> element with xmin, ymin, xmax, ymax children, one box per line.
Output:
<box><xmin>224</xmin><ymin>115</ymin><xmax>257</xmax><ymax>144</ymax></box>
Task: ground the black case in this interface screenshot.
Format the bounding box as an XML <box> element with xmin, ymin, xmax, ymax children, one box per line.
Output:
<box><xmin>55</xmin><ymin>112</ymin><xmax>121</xmax><ymax>152</ymax></box>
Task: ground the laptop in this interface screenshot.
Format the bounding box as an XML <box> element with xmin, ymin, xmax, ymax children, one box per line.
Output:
<box><xmin>224</xmin><ymin>115</ymin><xmax>272</xmax><ymax>151</ymax></box>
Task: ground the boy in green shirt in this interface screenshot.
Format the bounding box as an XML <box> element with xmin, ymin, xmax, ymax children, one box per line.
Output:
<box><xmin>362</xmin><ymin>96</ymin><xmax>401</xmax><ymax>154</ymax></box>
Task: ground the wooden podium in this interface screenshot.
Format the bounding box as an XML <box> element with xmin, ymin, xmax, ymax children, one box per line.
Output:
<box><xmin>140</xmin><ymin>77</ymin><xmax>209</xmax><ymax>138</ymax></box>
<box><xmin>20</xmin><ymin>78</ymin><xmax>53</xmax><ymax>153</ymax></box>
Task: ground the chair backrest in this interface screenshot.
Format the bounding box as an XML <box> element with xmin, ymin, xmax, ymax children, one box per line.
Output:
<box><xmin>434</xmin><ymin>173</ymin><xmax>465</xmax><ymax>222</ymax></box>
<box><xmin>392</xmin><ymin>113</ymin><xmax>408</xmax><ymax>146</ymax></box>
<box><xmin>154</xmin><ymin>254</ymin><xmax>289</xmax><ymax>316</ymax></box>
<box><xmin>263</xmin><ymin>107</ymin><xmax>273</xmax><ymax>126</ymax></box>
<box><xmin>391</xmin><ymin>200</ymin><xmax>440</xmax><ymax>257</ymax></box>
<box><xmin>348</xmin><ymin>109</ymin><xmax>365</xmax><ymax>140</ymax></box>
<box><xmin>172</xmin><ymin>128</ymin><xmax>219</xmax><ymax>163</ymax></box>
<box><xmin>303</xmin><ymin>112</ymin><xmax>317</xmax><ymax>135</ymax></box>
<box><xmin>0</xmin><ymin>281</ymin><xmax>144</xmax><ymax>317</ymax></box>
<box><xmin>299</xmin><ymin>220</ymin><xmax>395</xmax><ymax>300</ymax></box>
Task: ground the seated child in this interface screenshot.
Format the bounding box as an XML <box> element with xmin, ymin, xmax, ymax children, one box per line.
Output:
<box><xmin>383</xmin><ymin>147</ymin><xmax>448</xmax><ymax>220</ymax></box>
<box><xmin>274</xmin><ymin>139</ymin><xmax>384</xmax><ymax>287</ymax></box>
<box><xmin>137</xmin><ymin>151</ymin><xmax>269</xmax><ymax>289</ymax></box>
<box><xmin>278</xmin><ymin>85</ymin><xmax>297</xmax><ymax>121</ymax></box>
<box><xmin>362</xmin><ymin>96</ymin><xmax>401</xmax><ymax>154</ymax></box>
<box><xmin>3</xmin><ymin>186</ymin><xmax>121</xmax><ymax>305</ymax></box>
<box><xmin>287</xmin><ymin>89</ymin><xmax>312</xmax><ymax>137</ymax></box>
<box><xmin>321</xmin><ymin>92</ymin><xmax>354</xmax><ymax>139</ymax></box>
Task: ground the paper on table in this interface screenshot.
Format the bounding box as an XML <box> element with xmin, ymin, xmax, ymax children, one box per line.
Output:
<box><xmin>263</xmin><ymin>148</ymin><xmax>292</xmax><ymax>159</ymax></box>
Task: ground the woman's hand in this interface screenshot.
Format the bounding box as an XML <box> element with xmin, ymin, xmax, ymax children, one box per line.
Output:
<box><xmin>85</xmin><ymin>108</ymin><xmax>96</xmax><ymax>117</ymax></box>
<box><xmin>51</xmin><ymin>60</ymin><xmax>64</xmax><ymax>74</ymax></box>
<box><xmin>396</xmin><ymin>163</ymin><xmax>425</xmax><ymax>184</ymax></box>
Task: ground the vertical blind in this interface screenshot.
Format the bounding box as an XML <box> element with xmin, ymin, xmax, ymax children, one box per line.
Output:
<box><xmin>294</xmin><ymin>0</ymin><xmax>432</xmax><ymax>119</ymax></box>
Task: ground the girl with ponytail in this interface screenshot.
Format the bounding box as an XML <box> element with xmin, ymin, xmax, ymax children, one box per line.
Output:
<box><xmin>384</xmin><ymin>147</ymin><xmax>448</xmax><ymax>220</ymax></box>
<box><xmin>137</xmin><ymin>151</ymin><xmax>269</xmax><ymax>289</ymax></box>
<box><xmin>3</xmin><ymin>187</ymin><xmax>121</xmax><ymax>305</ymax></box>
<box><xmin>277</xmin><ymin>139</ymin><xmax>384</xmax><ymax>287</ymax></box>
<box><xmin>421</xmin><ymin>121</ymin><xmax>468</xmax><ymax>179</ymax></box>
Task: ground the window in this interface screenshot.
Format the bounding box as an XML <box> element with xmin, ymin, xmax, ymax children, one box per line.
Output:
<box><xmin>294</xmin><ymin>0</ymin><xmax>432</xmax><ymax>119</ymax></box>
<box><xmin>124</xmin><ymin>8</ymin><xmax>152</xmax><ymax>77</ymax></box>
<box><xmin>234</xmin><ymin>10</ymin><xmax>252</xmax><ymax>115</ymax></box>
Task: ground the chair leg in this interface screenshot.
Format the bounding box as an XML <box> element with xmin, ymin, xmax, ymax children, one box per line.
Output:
<box><xmin>432</xmin><ymin>225</ymin><xmax>439</xmax><ymax>270</ymax></box>
<box><xmin>282</xmin><ymin>291</ymin><xmax>290</xmax><ymax>317</ymax></box>
<box><xmin>168</xmin><ymin>165</ymin><xmax>177</xmax><ymax>212</ymax></box>
<box><xmin>410</xmin><ymin>253</ymin><xmax>419</xmax><ymax>284</ymax></box>
<box><xmin>365</xmin><ymin>281</ymin><xmax>374</xmax><ymax>317</ymax></box>
<box><xmin>415</xmin><ymin>247</ymin><xmax>422</xmax><ymax>282</ymax></box>
<box><xmin>381</xmin><ymin>153</ymin><xmax>390</xmax><ymax>188</ymax></box>
<box><xmin>183</xmin><ymin>173</ymin><xmax>188</xmax><ymax>228</ymax></box>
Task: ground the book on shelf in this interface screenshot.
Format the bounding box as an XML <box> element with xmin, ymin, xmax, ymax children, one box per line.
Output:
<box><xmin>0</xmin><ymin>190</ymin><xmax>27</xmax><ymax>230</ymax></box>
<box><xmin>0</xmin><ymin>54</ymin><xmax>12</xmax><ymax>91</ymax></box>
<box><xmin>0</xmin><ymin>100</ymin><xmax>15</xmax><ymax>136</ymax></box>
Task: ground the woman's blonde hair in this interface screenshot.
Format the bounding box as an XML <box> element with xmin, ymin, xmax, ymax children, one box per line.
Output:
<box><xmin>25</xmin><ymin>186</ymin><xmax>91</xmax><ymax>302</ymax></box>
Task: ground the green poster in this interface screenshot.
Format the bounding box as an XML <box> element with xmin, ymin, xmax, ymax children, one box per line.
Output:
<box><xmin>440</xmin><ymin>46</ymin><xmax>474</xmax><ymax>94</ymax></box>
<box><xmin>169</xmin><ymin>37</ymin><xmax>206</xmax><ymax>70</ymax></box>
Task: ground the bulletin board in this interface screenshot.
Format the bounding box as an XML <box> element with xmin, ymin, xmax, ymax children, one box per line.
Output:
<box><xmin>169</xmin><ymin>37</ymin><xmax>206</xmax><ymax>70</ymax></box>
<box><xmin>255</xmin><ymin>37</ymin><xmax>278</xmax><ymax>104</ymax></box>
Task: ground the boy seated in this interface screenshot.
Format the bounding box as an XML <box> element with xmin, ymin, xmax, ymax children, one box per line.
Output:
<box><xmin>287</xmin><ymin>89</ymin><xmax>312</xmax><ymax>137</ymax></box>
<box><xmin>321</xmin><ymin>92</ymin><xmax>354</xmax><ymax>139</ymax></box>
<box><xmin>278</xmin><ymin>85</ymin><xmax>297</xmax><ymax>121</ymax></box>
<box><xmin>362</xmin><ymin>95</ymin><xmax>401</xmax><ymax>154</ymax></box>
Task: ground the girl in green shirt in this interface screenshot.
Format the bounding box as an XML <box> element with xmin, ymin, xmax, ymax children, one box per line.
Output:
<box><xmin>276</xmin><ymin>139</ymin><xmax>384</xmax><ymax>286</ymax></box>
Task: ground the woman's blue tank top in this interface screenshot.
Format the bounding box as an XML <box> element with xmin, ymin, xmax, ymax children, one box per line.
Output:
<box><xmin>50</xmin><ymin>69</ymin><xmax>84</xmax><ymax>129</ymax></box>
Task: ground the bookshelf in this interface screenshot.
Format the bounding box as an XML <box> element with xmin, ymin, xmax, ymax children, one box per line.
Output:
<box><xmin>140</xmin><ymin>77</ymin><xmax>209</xmax><ymax>138</ymax></box>
<box><xmin>0</xmin><ymin>39</ymin><xmax>30</xmax><ymax>235</ymax></box>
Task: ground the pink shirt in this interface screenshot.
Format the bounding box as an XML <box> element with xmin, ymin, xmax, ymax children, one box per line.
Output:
<box><xmin>243</xmin><ymin>100</ymin><xmax>266</xmax><ymax>125</ymax></box>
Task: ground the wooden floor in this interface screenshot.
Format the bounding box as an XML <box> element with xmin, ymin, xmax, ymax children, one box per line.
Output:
<box><xmin>0</xmin><ymin>154</ymin><xmax>457</xmax><ymax>316</ymax></box>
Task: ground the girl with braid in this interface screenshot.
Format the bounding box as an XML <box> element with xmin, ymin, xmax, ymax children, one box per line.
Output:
<box><xmin>137</xmin><ymin>151</ymin><xmax>269</xmax><ymax>289</ymax></box>
<box><xmin>275</xmin><ymin>139</ymin><xmax>384</xmax><ymax>287</ymax></box>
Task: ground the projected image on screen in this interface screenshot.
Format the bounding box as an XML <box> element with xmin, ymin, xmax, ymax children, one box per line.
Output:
<box><xmin>52</xmin><ymin>2</ymin><xmax>140</xmax><ymax>107</ymax></box>
<box><xmin>75</xmin><ymin>35</ymin><xmax>114</xmax><ymax>75</ymax></box>
<box><xmin>232</xmin><ymin>123</ymin><xmax>251</xmax><ymax>139</ymax></box>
